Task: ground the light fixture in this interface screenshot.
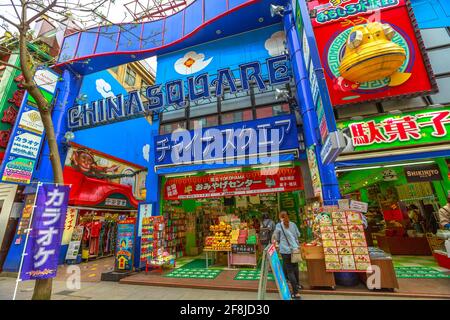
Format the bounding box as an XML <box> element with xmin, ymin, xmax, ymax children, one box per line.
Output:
<box><xmin>216</xmin><ymin>30</ymin><xmax>222</xmax><ymax>35</ymax></box>
<box><xmin>274</xmin><ymin>88</ymin><xmax>290</xmax><ymax>101</ymax></box>
<box><xmin>270</xmin><ymin>4</ymin><xmax>285</xmax><ymax>17</ymax></box>
<box><xmin>252</xmin><ymin>162</ymin><xmax>292</xmax><ymax>169</ymax></box>
<box><xmin>204</xmin><ymin>167</ymin><xmax>242</xmax><ymax>174</ymax></box>
<box><xmin>64</xmin><ymin>131</ymin><xmax>75</xmax><ymax>143</ymax></box>
<box><xmin>388</xmin><ymin>109</ymin><xmax>402</xmax><ymax>115</ymax></box>
<box><xmin>258</xmin><ymin>17</ymin><xmax>264</xmax><ymax>22</ymax></box>
<box><xmin>335</xmin><ymin>160</ymin><xmax>435</xmax><ymax>173</ymax></box>
<box><xmin>164</xmin><ymin>171</ymin><xmax>198</xmax><ymax>178</ymax></box>
<box><xmin>350</xmin><ymin>116</ymin><xmax>363</xmax><ymax>121</ymax></box>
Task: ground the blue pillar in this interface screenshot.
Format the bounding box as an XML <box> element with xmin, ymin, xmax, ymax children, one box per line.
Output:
<box><xmin>36</xmin><ymin>69</ymin><xmax>83</xmax><ymax>183</ymax></box>
<box><xmin>283</xmin><ymin>6</ymin><xmax>341</xmax><ymax>205</ymax></box>
<box><xmin>145</xmin><ymin>118</ymin><xmax>161</xmax><ymax>216</ymax></box>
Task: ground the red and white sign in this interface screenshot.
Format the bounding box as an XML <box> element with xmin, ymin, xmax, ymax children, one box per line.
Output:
<box><xmin>164</xmin><ymin>167</ymin><xmax>304</xmax><ymax>200</ymax></box>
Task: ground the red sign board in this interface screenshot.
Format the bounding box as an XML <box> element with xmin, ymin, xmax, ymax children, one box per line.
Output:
<box><xmin>164</xmin><ymin>167</ymin><xmax>304</xmax><ymax>200</ymax></box>
<box><xmin>307</xmin><ymin>0</ymin><xmax>436</xmax><ymax>107</ymax></box>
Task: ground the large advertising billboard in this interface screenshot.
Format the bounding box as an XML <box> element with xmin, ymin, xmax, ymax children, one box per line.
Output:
<box><xmin>307</xmin><ymin>0</ymin><xmax>437</xmax><ymax>107</ymax></box>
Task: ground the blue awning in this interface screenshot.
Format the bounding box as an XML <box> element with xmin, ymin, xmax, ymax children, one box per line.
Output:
<box><xmin>155</xmin><ymin>153</ymin><xmax>299</xmax><ymax>175</ymax></box>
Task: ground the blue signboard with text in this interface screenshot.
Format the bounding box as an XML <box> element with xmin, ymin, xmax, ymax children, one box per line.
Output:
<box><xmin>154</xmin><ymin>114</ymin><xmax>300</xmax><ymax>166</ymax></box>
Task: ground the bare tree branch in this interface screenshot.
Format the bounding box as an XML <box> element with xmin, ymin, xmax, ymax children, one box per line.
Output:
<box><xmin>26</xmin><ymin>0</ymin><xmax>58</xmax><ymax>25</ymax></box>
<box><xmin>0</xmin><ymin>59</ymin><xmax>21</xmax><ymax>71</ymax></box>
<box><xmin>0</xmin><ymin>13</ymin><xmax>20</xmax><ymax>29</ymax></box>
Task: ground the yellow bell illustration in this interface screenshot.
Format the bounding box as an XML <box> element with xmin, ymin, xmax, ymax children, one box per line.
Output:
<box><xmin>339</xmin><ymin>21</ymin><xmax>411</xmax><ymax>87</ymax></box>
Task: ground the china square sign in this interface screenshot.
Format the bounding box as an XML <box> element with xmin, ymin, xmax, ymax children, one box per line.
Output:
<box><xmin>307</xmin><ymin>0</ymin><xmax>437</xmax><ymax>107</ymax></box>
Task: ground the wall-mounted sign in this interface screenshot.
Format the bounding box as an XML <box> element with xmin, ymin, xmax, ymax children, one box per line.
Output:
<box><xmin>65</xmin><ymin>143</ymin><xmax>146</xmax><ymax>200</ymax></box>
<box><xmin>155</xmin><ymin>114</ymin><xmax>300</xmax><ymax>166</ymax></box>
<box><xmin>67</xmin><ymin>55</ymin><xmax>292</xmax><ymax>130</ymax></box>
<box><xmin>18</xmin><ymin>106</ymin><xmax>44</xmax><ymax>135</ymax></box>
<box><xmin>306</xmin><ymin>145</ymin><xmax>323</xmax><ymax>201</ymax></box>
<box><xmin>164</xmin><ymin>167</ymin><xmax>303</xmax><ymax>200</ymax></box>
<box><xmin>307</xmin><ymin>0</ymin><xmax>436</xmax><ymax>107</ymax></box>
<box><xmin>338</xmin><ymin>107</ymin><xmax>450</xmax><ymax>154</ymax></box>
<box><xmin>320</xmin><ymin>131</ymin><xmax>346</xmax><ymax>164</ymax></box>
<box><xmin>116</xmin><ymin>218</ymin><xmax>136</xmax><ymax>271</ymax></box>
<box><xmin>404</xmin><ymin>164</ymin><xmax>443</xmax><ymax>183</ymax></box>
<box><xmin>0</xmin><ymin>67</ymin><xmax>57</xmax><ymax>185</ymax></box>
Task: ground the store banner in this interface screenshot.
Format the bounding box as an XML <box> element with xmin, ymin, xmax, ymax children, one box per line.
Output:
<box><xmin>155</xmin><ymin>114</ymin><xmax>299</xmax><ymax>166</ymax></box>
<box><xmin>404</xmin><ymin>164</ymin><xmax>443</xmax><ymax>183</ymax></box>
<box><xmin>307</xmin><ymin>0</ymin><xmax>436</xmax><ymax>107</ymax></box>
<box><xmin>0</xmin><ymin>68</ymin><xmax>57</xmax><ymax>185</ymax></box>
<box><xmin>164</xmin><ymin>167</ymin><xmax>304</xmax><ymax>200</ymax></box>
<box><xmin>294</xmin><ymin>0</ymin><xmax>339</xmax><ymax>148</ymax></box>
<box><xmin>116</xmin><ymin>218</ymin><xmax>136</xmax><ymax>271</ymax></box>
<box><xmin>338</xmin><ymin>106</ymin><xmax>450</xmax><ymax>154</ymax></box>
<box><xmin>20</xmin><ymin>184</ymin><xmax>70</xmax><ymax>281</ymax></box>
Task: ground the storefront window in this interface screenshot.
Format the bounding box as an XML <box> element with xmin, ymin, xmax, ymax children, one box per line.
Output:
<box><xmin>255</xmin><ymin>104</ymin><xmax>290</xmax><ymax>119</ymax></box>
<box><xmin>189</xmin><ymin>115</ymin><xmax>219</xmax><ymax>129</ymax></box>
<box><xmin>220</xmin><ymin>90</ymin><xmax>252</xmax><ymax>112</ymax></box>
<box><xmin>159</xmin><ymin>121</ymin><xmax>186</xmax><ymax>135</ymax></box>
<box><xmin>189</xmin><ymin>101</ymin><xmax>218</xmax><ymax>118</ymax></box>
<box><xmin>221</xmin><ymin>109</ymin><xmax>253</xmax><ymax>125</ymax></box>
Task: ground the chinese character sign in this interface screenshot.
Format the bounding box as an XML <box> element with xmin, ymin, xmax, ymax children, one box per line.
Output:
<box><xmin>338</xmin><ymin>107</ymin><xmax>450</xmax><ymax>154</ymax></box>
<box><xmin>20</xmin><ymin>185</ymin><xmax>70</xmax><ymax>280</ymax></box>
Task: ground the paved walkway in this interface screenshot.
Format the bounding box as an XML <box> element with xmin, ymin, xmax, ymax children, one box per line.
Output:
<box><xmin>0</xmin><ymin>277</ymin><xmax>442</xmax><ymax>300</ymax></box>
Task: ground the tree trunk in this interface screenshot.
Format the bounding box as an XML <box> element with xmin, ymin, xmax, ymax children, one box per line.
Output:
<box><xmin>18</xmin><ymin>11</ymin><xmax>65</xmax><ymax>300</ymax></box>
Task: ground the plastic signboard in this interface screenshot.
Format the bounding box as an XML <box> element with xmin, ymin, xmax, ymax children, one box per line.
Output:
<box><xmin>0</xmin><ymin>67</ymin><xmax>58</xmax><ymax>185</ymax></box>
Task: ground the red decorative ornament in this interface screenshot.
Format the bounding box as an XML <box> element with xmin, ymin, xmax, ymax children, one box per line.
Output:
<box><xmin>2</xmin><ymin>105</ymin><xmax>18</xmax><ymax>125</ymax></box>
<box><xmin>7</xmin><ymin>89</ymin><xmax>25</xmax><ymax>107</ymax></box>
<box><xmin>0</xmin><ymin>129</ymin><xmax>12</xmax><ymax>148</ymax></box>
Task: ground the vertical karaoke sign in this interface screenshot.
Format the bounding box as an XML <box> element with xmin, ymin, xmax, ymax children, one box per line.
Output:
<box><xmin>20</xmin><ymin>184</ymin><xmax>70</xmax><ymax>280</ymax></box>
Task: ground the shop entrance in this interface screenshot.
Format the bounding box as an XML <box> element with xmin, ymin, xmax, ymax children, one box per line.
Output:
<box><xmin>337</xmin><ymin>158</ymin><xmax>450</xmax><ymax>286</ymax></box>
<box><xmin>138</xmin><ymin>163</ymin><xmax>305</xmax><ymax>282</ymax></box>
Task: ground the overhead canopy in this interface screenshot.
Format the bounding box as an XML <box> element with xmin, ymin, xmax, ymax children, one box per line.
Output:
<box><xmin>54</xmin><ymin>0</ymin><xmax>285</xmax><ymax>74</ymax></box>
<box><xmin>63</xmin><ymin>166</ymin><xmax>139</xmax><ymax>208</ymax></box>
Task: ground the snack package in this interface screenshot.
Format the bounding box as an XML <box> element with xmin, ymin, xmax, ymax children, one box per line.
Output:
<box><xmin>335</xmin><ymin>232</ymin><xmax>351</xmax><ymax>240</ymax></box>
<box><xmin>352</xmin><ymin>247</ymin><xmax>369</xmax><ymax>255</ymax></box>
<box><xmin>322</xmin><ymin>232</ymin><xmax>335</xmax><ymax>240</ymax></box>
<box><xmin>338</xmin><ymin>247</ymin><xmax>353</xmax><ymax>255</ymax></box>
<box><xmin>352</xmin><ymin>239</ymin><xmax>367</xmax><ymax>247</ymax></box>
<box><xmin>324</xmin><ymin>247</ymin><xmax>338</xmax><ymax>255</ymax></box>
<box><xmin>350</xmin><ymin>232</ymin><xmax>365</xmax><ymax>240</ymax></box>
<box><xmin>334</xmin><ymin>225</ymin><xmax>349</xmax><ymax>232</ymax></box>
<box><xmin>323</xmin><ymin>240</ymin><xmax>337</xmax><ymax>247</ymax></box>
<box><xmin>340</xmin><ymin>255</ymin><xmax>356</xmax><ymax>270</ymax></box>
<box><xmin>325</xmin><ymin>254</ymin><xmax>339</xmax><ymax>262</ymax></box>
<box><xmin>325</xmin><ymin>262</ymin><xmax>341</xmax><ymax>270</ymax></box>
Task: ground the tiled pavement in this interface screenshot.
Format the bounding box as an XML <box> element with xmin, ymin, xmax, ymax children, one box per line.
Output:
<box><xmin>0</xmin><ymin>277</ymin><xmax>439</xmax><ymax>300</ymax></box>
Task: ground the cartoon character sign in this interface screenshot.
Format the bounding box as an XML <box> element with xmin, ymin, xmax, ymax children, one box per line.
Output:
<box><xmin>307</xmin><ymin>0</ymin><xmax>436</xmax><ymax>107</ymax></box>
<box><xmin>70</xmin><ymin>148</ymin><xmax>119</xmax><ymax>175</ymax></box>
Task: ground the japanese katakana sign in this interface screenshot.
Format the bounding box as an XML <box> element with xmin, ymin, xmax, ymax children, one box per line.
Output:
<box><xmin>164</xmin><ymin>167</ymin><xmax>303</xmax><ymax>200</ymax></box>
<box><xmin>20</xmin><ymin>184</ymin><xmax>70</xmax><ymax>281</ymax></box>
<box><xmin>155</xmin><ymin>114</ymin><xmax>299</xmax><ymax>166</ymax></box>
<box><xmin>338</xmin><ymin>106</ymin><xmax>450</xmax><ymax>154</ymax></box>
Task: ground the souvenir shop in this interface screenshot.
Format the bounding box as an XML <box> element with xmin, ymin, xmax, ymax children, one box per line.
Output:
<box><xmin>60</xmin><ymin>163</ymin><xmax>140</xmax><ymax>265</ymax></box>
<box><xmin>140</xmin><ymin>162</ymin><xmax>305</xmax><ymax>271</ymax></box>
<box><xmin>336</xmin><ymin>157</ymin><xmax>450</xmax><ymax>263</ymax></box>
